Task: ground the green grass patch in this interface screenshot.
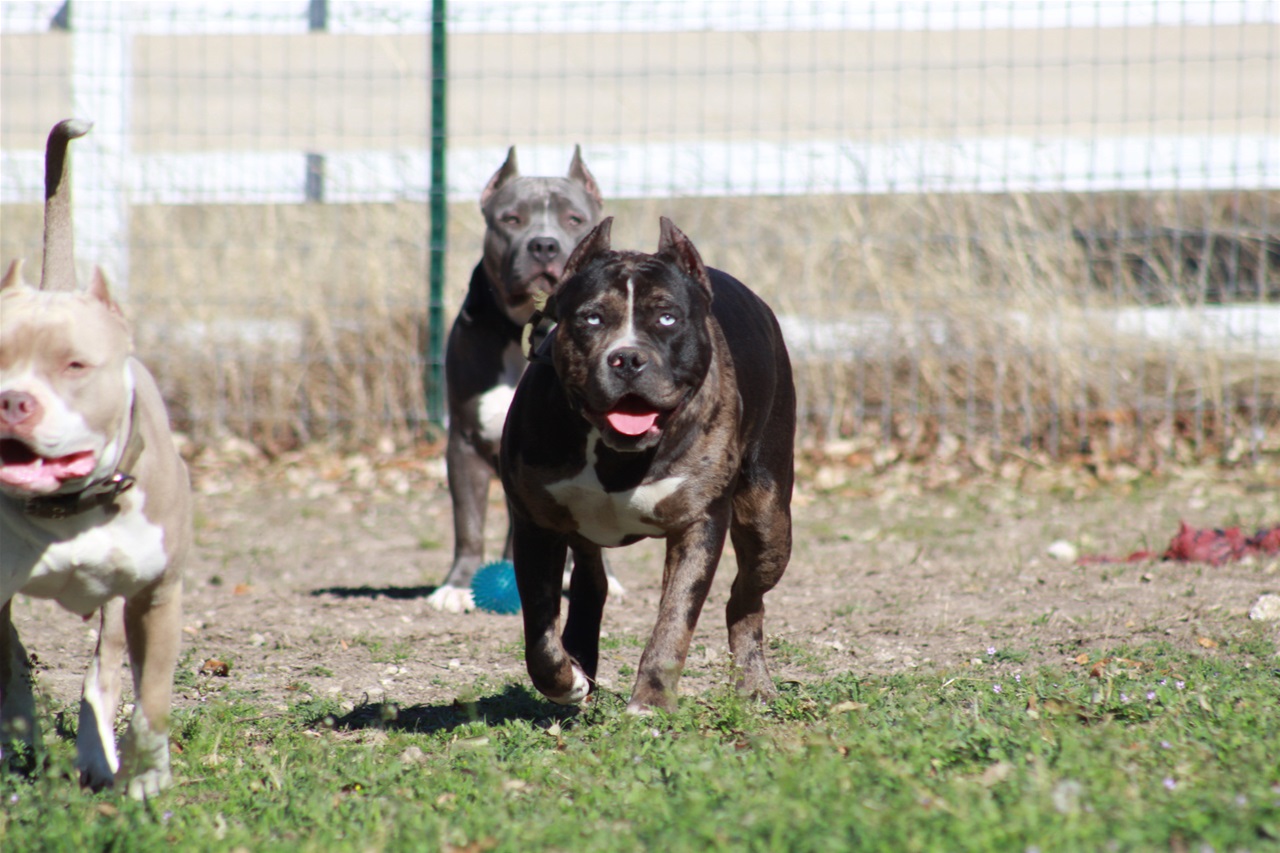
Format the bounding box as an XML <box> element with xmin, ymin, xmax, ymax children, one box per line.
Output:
<box><xmin>349</xmin><ymin>633</ymin><xmax>414</xmax><ymax>664</ymax></box>
<box><xmin>3</xmin><ymin>640</ymin><xmax>1277</xmax><ymax>851</ymax></box>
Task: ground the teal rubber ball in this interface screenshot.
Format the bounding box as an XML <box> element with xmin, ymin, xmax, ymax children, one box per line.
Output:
<box><xmin>471</xmin><ymin>560</ymin><xmax>521</xmax><ymax>614</ymax></box>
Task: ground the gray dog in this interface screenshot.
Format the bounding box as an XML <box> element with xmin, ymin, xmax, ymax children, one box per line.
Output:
<box><xmin>429</xmin><ymin>147</ymin><xmax>625</xmax><ymax>612</ymax></box>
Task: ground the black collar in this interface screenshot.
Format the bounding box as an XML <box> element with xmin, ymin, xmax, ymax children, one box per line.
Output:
<box><xmin>22</xmin><ymin>407</ymin><xmax>145</xmax><ymax>520</ymax></box>
<box><xmin>522</xmin><ymin>291</ymin><xmax>559</xmax><ymax>366</ymax></box>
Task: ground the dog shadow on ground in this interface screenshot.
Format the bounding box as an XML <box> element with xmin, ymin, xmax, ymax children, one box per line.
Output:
<box><xmin>308</xmin><ymin>585</ymin><xmax>439</xmax><ymax>600</ymax></box>
<box><xmin>321</xmin><ymin>683</ymin><xmax>577</xmax><ymax>735</ymax></box>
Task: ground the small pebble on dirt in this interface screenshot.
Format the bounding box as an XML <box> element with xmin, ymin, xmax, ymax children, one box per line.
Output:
<box><xmin>1248</xmin><ymin>594</ymin><xmax>1280</xmax><ymax>622</ymax></box>
<box><xmin>1046</xmin><ymin>540</ymin><xmax>1079</xmax><ymax>563</ymax></box>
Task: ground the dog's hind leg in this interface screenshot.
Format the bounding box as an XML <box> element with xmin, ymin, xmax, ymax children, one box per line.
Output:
<box><xmin>0</xmin><ymin>599</ymin><xmax>41</xmax><ymax>774</ymax></box>
<box><xmin>430</xmin><ymin>430</ymin><xmax>493</xmax><ymax>612</ymax></box>
<box><xmin>117</xmin><ymin>577</ymin><xmax>182</xmax><ymax>799</ymax></box>
<box><xmin>77</xmin><ymin>596</ymin><xmax>127</xmax><ymax>790</ymax></box>
<box><xmin>512</xmin><ymin>517</ymin><xmax>589</xmax><ymax>705</ymax></box>
<box><xmin>725</xmin><ymin>477</ymin><xmax>793</xmax><ymax>703</ymax></box>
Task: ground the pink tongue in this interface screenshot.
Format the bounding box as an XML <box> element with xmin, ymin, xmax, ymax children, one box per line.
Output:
<box><xmin>0</xmin><ymin>450</ymin><xmax>96</xmax><ymax>491</ymax></box>
<box><xmin>605</xmin><ymin>410</ymin><xmax>659</xmax><ymax>436</ymax></box>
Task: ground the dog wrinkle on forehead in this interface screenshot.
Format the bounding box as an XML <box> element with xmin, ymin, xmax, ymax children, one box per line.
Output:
<box><xmin>629</xmin><ymin>262</ymin><xmax>705</xmax><ymax>305</ymax></box>
<box><xmin>1</xmin><ymin>312</ymin><xmax>70</xmax><ymax>371</ymax></box>
<box><xmin>492</xmin><ymin>177</ymin><xmax>558</xmax><ymax>208</ymax></box>
<box><xmin>6</xmin><ymin>290</ymin><xmax>127</xmax><ymax>335</ymax></box>
<box><xmin>548</xmin><ymin>186</ymin><xmax>595</xmax><ymax>216</ymax></box>
<box><xmin>557</xmin><ymin>277</ymin><xmax>622</xmax><ymax>320</ymax></box>
<box><xmin>7</xmin><ymin>323</ymin><xmax>111</xmax><ymax>372</ymax></box>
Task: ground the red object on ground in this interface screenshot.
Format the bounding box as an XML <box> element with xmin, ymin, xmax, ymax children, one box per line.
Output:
<box><xmin>1081</xmin><ymin>521</ymin><xmax>1280</xmax><ymax>565</ymax></box>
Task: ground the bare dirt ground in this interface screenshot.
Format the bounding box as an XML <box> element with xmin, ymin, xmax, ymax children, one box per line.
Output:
<box><xmin>12</xmin><ymin>440</ymin><xmax>1280</xmax><ymax>721</ymax></box>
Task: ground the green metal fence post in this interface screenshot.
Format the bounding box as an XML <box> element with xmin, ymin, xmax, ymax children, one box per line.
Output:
<box><xmin>425</xmin><ymin>0</ymin><xmax>447</xmax><ymax>427</ymax></box>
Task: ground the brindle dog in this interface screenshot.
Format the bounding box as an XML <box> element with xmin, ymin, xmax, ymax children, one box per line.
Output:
<box><xmin>501</xmin><ymin>217</ymin><xmax>795</xmax><ymax>712</ymax></box>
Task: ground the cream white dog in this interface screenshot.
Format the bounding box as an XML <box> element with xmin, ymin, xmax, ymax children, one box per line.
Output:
<box><xmin>0</xmin><ymin>120</ymin><xmax>191</xmax><ymax>799</ymax></box>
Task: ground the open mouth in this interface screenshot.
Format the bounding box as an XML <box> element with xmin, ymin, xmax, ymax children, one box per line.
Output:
<box><xmin>0</xmin><ymin>438</ymin><xmax>96</xmax><ymax>492</ymax></box>
<box><xmin>601</xmin><ymin>395</ymin><xmax>666</xmax><ymax>438</ymax></box>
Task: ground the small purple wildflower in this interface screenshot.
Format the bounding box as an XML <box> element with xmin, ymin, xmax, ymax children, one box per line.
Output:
<box><xmin>1160</xmin><ymin>740</ymin><xmax>1172</xmax><ymax>749</ymax></box>
<box><xmin>1175</xmin><ymin>680</ymin><xmax>1185</xmax><ymax>690</ymax></box>
<box><xmin>1164</xmin><ymin>777</ymin><xmax>1177</xmax><ymax>791</ymax></box>
<box><xmin>987</xmin><ymin>647</ymin><xmax>997</xmax><ymax>656</ymax></box>
<box><xmin>1015</xmin><ymin>673</ymin><xmax>1022</xmax><ymax>683</ymax></box>
<box><xmin>1160</xmin><ymin>679</ymin><xmax>1168</xmax><ymax>686</ymax></box>
<box><xmin>162</xmin><ymin>810</ymin><xmax>173</xmax><ymax>824</ymax></box>
<box><xmin>1147</xmin><ymin>691</ymin><xmax>1157</xmax><ymax>701</ymax></box>
<box><xmin>1119</xmin><ymin>693</ymin><xmax>1129</xmax><ymax>703</ymax></box>
<box><xmin>8</xmin><ymin>793</ymin><xmax>17</xmax><ymax>805</ymax></box>
<box><xmin>993</xmin><ymin>684</ymin><xmax>1003</xmax><ymax>693</ymax></box>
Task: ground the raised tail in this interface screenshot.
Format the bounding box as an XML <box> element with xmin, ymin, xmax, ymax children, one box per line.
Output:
<box><xmin>41</xmin><ymin>118</ymin><xmax>93</xmax><ymax>291</ymax></box>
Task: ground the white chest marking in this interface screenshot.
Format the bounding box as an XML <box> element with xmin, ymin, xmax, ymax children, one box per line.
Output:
<box><xmin>476</xmin><ymin>341</ymin><xmax>526</xmax><ymax>446</ymax></box>
<box><xmin>545</xmin><ymin>432</ymin><xmax>685</xmax><ymax>547</ymax></box>
<box><xmin>477</xmin><ymin>386</ymin><xmax>516</xmax><ymax>446</ymax></box>
<box><xmin>1</xmin><ymin>487</ymin><xmax>169</xmax><ymax>614</ymax></box>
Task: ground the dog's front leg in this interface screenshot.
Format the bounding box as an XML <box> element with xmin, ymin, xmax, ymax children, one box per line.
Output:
<box><xmin>627</xmin><ymin>507</ymin><xmax>731</xmax><ymax>714</ymax></box>
<box><xmin>512</xmin><ymin>516</ymin><xmax>588</xmax><ymax>704</ymax></box>
<box><xmin>430</xmin><ymin>429</ymin><xmax>494</xmax><ymax>612</ymax></box>
<box><xmin>76</xmin><ymin>596</ymin><xmax>126</xmax><ymax>790</ymax></box>
<box><xmin>0</xmin><ymin>599</ymin><xmax>40</xmax><ymax>773</ymax></box>
<box><xmin>561</xmin><ymin>543</ymin><xmax>609</xmax><ymax>688</ymax></box>
<box><xmin>116</xmin><ymin>577</ymin><xmax>182</xmax><ymax>799</ymax></box>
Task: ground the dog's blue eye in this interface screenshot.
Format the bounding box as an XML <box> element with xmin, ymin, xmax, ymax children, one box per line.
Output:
<box><xmin>584</xmin><ymin>313</ymin><xmax>602</xmax><ymax>326</ymax></box>
<box><xmin>658</xmin><ymin>313</ymin><xmax>677</xmax><ymax>327</ymax></box>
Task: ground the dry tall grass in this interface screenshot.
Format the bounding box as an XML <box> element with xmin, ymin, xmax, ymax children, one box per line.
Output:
<box><xmin>1</xmin><ymin>191</ymin><xmax>1275</xmax><ymax>460</ymax></box>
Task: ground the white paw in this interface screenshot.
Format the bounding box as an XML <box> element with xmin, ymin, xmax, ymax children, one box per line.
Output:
<box><xmin>426</xmin><ymin>584</ymin><xmax>475</xmax><ymax>613</ymax></box>
<box><xmin>124</xmin><ymin>767</ymin><xmax>172</xmax><ymax>800</ymax></box>
<box><xmin>546</xmin><ymin>664</ymin><xmax>591</xmax><ymax>705</ymax></box>
<box><xmin>116</xmin><ymin>717</ymin><xmax>171</xmax><ymax>799</ymax></box>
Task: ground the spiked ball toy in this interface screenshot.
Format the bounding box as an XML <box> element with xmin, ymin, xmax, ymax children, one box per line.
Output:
<box><xmin>470</xmin><ymin>560</ymin><xmax>521</xmax><ymax>614</ymax></box>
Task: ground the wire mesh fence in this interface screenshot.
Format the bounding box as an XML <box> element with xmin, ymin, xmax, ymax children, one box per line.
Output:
<box><xmin>2</xmin><ymin>0</ymin><xmax>1276</xmax><ymax>461</ymax></box>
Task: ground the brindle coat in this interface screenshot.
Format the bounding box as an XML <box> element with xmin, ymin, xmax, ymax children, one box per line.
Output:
<box><xmin>501</xmin><ymin>217</ymin><xmax>795</xmax><ymax>713</ymax></box>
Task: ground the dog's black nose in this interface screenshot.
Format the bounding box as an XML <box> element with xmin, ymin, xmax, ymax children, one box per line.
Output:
<box><xmin>607</xmin><ymin>348</ymin><xmax>648</xmax><ymax>376</ymax></box>
<box><xmin>527</xmin><ymin>236</ymin><xmax>561</xmax><ymax>265</ymax></box>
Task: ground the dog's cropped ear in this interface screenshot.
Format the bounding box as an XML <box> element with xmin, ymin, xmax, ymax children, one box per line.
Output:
<box><xmin>87</xmin><ymin>266</ymin><xmax>124</xmax><ymax>316</ymax></box>
<box><xmin>480</xmin><ymin>146</ymin><xmax>520</xmax><ymax>208</ymax></box>
<box><xmin>657</xmin><ymin>217</ymin><xmax>712</xmax><ymax>298</ymax></box>
<box><xmin>1</xmin><ymin>259</ymin><xmax>27</xmax><ymax>292</ymax></box>
<box><xmin>560</xmin><ymin>216</ymin><xmax>613</xmax><ymax>284</ymax></box>
<box><xmin>567</xmin><ymin>145</ymin><xmax>603</xmax><ymax>210</ymax></box>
